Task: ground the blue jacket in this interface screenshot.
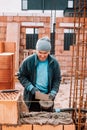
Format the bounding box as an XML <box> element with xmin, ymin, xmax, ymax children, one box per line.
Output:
<box><xmin>18</xmin><ymin>53</ymin><xmax>61</xmax><ymax>108</ymax></box>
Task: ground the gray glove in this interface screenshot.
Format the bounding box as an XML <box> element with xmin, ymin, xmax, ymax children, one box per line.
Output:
<box><xmin>49</xmin><ymin>94</ymin><xmax>55</xmax><ymax>101</ymax></box>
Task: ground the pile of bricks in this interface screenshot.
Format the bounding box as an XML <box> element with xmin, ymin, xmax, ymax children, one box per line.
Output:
<box><xmin>0</xmin><ymin>41</ymin><xmax>16</xmax><ymax>89</ymax></box>
<box><xmin>0</xmin><ymin>52</ymin><xmax>15</xmax><ymax>89</ymax></box>
<box><xmin>0</xmin><ymin>90</ymin><xmax>20</xmax><ymax>124</ymax></box>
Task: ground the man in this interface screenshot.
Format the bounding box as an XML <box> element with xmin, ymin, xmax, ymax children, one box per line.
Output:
<box><xmin>18</xmin><ymin>36</ymin><xmax>61</xmax><ymax>112</ymax></box>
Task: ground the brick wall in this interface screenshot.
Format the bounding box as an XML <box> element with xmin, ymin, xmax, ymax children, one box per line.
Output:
<box><xmin>55</xmin><ymin>17</ymin><xmax>87</xmax><ymax>77</ymax></box>
<box><xmin>1</xmin><ymin>124</ymin><xmax>75</xmax><ymax>130</ymax></box>
<box><xmin>0</xmin><ymin>15</ymin><xmax>87</xmax><ymax>76</ymax></box>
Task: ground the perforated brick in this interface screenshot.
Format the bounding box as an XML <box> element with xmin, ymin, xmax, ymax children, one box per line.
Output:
<box><xmin>0</xmin><ymin>91</ymin><xmax>21</xmax><ymax>124</ymax></box>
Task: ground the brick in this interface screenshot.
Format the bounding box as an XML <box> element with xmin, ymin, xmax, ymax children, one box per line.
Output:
<box><xmin>4</xmin><ymin>42</ymin><xmax>16</xmax><ymax>53</ymax></box>
<box><xmin>7</xmin><ymin>16</ymin><xmax>13</xmax><ymax>22</ymax></box>
<box><xmin>33</xmin><ymin>125</ymin><xmax>63</xmax><ymax>130</ymax></box>
<box><xmin>2</xmin><ymin>124</ymin><xmax>32</xmax><ymax>130</ymax></box>
<box><xmin>56</xmin><ymin>17</ymin><xmax>63</xmax><ymax>23</ymax></box>
<box><xmin>0</xmin><ymin>69</ymin><xmax>12</xmax><ymax>82</ymax></box>
<box><xmin>40</xmin><ymin>17</ymin><xmax>47</xmax><ymax>22</ymax></box>
<box><xmin>46</xmin><ymin>17</ymin><xmax>50</xmax><ymax>23</ymax></box>
<box><xmin>13</xmin><ymin>16</ymin><xmax>20</xmax><ymax>22</ymax></box>
<box><xmin>0</xmin><ymin>53</ymin><xmax>13</xmax><ymax>69</ymax></box>
<box><xmin>28</xmin><ymin>16</ymin><xmax>34</xmax><ymax>22</ymax></box>
<box><xmin>0</xmin><ymin>125</ymin><xmax>1</xmax><ymax>130</ymax></box>
<box><xmin>0</xmin><ymin>53</ymin><xmax>15</xmax><ymax>89</ymax></box>
<box><xmin>0</xmin><ymin>82</ymin><xmax>13</xmax><ymax>90</ymax></box>
<box><xmin>0</xmin><ymin>91</ymin><xmax>21</xmax><ymax>124</ymax></box>
<box><xmin>64</xmin><ymin>124</ymin><xmax>75</xmax><ymax>130</ymax></box>
<box><xmin>0</xmin><ymin>42</ymin><xmax>4</xmax><ymax>52</ymax></box>
<box><xmin>0</xmin><ymin>16</ymin><xmax>7</xmax><ymax>22</ymax></box>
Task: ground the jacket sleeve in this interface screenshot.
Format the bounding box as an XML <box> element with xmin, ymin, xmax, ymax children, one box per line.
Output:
<box><xmin>50</xmin><ymin>60</ymin><xmax>61</xmax><ymax>98</ymax></box>
<box><xmin>17</xmin><ymin>60</ymin><xmax>38</xmax><ymax>95</ymax></box>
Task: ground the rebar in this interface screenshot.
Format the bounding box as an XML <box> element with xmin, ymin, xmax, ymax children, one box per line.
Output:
<box><xmin>69</xmin><ymin>0</ymin><xmax>87</xmax><ymax>130</ymax></box>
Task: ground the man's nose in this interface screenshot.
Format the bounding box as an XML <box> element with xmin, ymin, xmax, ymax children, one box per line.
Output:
<box><xmin>41</xmin><ymin>54</ymin><xmax>45</xmax><ymax>57</ymax></box>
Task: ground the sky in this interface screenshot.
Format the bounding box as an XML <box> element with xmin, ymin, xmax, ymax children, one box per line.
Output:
<box><xmin>0</xmin><ymin>0</ymin><xmax>21</xmax><ymax>12</ymax></box>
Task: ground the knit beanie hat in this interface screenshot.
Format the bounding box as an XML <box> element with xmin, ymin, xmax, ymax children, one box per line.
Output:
<box><xmin>36</xmin><ymin>36</ymin><xmax>51</xmax><ymax>51</ymax></box>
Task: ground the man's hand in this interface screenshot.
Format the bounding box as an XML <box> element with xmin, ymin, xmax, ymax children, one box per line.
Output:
<box><xmin>49</xmin><ymin>94</ymin><xmax>55</xmax><ymax>101</ymax></box>
<box><xmin>35</xmin><ymin>91</ymin><xmax>49</xmax><ymax>101</ymax></box>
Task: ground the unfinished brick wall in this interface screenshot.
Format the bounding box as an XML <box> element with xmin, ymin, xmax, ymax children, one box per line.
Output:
<box><xmin>0</xmin><ymin>21</ymin><xmax>7</xmax><ymax>41</ymax></box>
<box><xmin>0</xmin><ymin>15</ymin><xmax>87</xmax><ymax>76</ymax></box>
<box><xmin>55</xmin><ymin>17</ymin><xmax>87</xmax><ymax>77</ymax></box>
<box><xmin>0</xmin><ymin>15</ymin><xmax>50</xmax><ymax>70</ymax></box>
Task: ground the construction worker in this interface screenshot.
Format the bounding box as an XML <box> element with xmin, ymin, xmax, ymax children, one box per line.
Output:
<box><xmin>18</xmin><ymin>36</ymin><xmax>61</xmax><ymax>112</ymax></box>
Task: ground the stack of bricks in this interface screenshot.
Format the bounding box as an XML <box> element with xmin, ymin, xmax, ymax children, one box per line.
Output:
<box><xmin>0</xmin><ymin>52</ymin><xmax>15</xmax><ymax>89</ymax></box>
<box><xmin>0</xmin><ymin>41</ymin><xmax>16</xmax><ymax>53</ymax></box>
<box><xmin>0</xmin><ymin>41</ymin><xmax>16</xmax><ymax>89</ymax></box>
<box><xmin>0</xmin><ymin>91</ymin><xmax>32</xmax><ymax>130</ymax></box>
<box><xmin>0</xmin><ymin>90</ymin><xmax>21</xmax><ymax>124</ymax></box>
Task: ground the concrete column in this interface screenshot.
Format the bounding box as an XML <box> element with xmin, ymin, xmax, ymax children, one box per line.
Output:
<box><xmin>6</xmin><ymin>22</ymin><xmax>20</xmax><ymax>72</ymax></box>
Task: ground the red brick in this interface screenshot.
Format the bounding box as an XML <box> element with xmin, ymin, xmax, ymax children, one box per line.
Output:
<box><xmin>0</xmin><ymin>54</ymin><xmax>13</xmax><ymax>69</ymax></box>
<box><xmin>4</xmin><ymin>42</ymin><xmax>16</xmax><ymax>53</ymax></box>
<box><xmin>33</xmin><ymin>125</ymin><xmax>63</xmax><ymax>130</ymax></box>
<box><xmin>0</xmin><ymin>82</ymin><xmax>13</xmax><ymax>90</ymax></box>
<box><xmin>0</xmin><ymin>42</ymin><xmax>4</xmax><ymax>52</ymax></box>
<box><xmin>0</xmin><ymin>53</ymin><xmax>15</xmax><ymax>89</ymax></box>
<box><xmin>0</xmin><ymin>69</ymin><xmax>12</xmax><ymax>82</ymax></box>
<box><xmin>64</xmin><ymin>124</ymin><xmax>75</xmax><ymax>130</ymax></box>
<box><xmin>2</xmin><ymin>125</ymin><xmax>32</xmax><ymax>130</ymax></box>
<box><xmin>0</xmin><ymin>92</ymin><xmax>21</xmax><ymax>124</ymax></box>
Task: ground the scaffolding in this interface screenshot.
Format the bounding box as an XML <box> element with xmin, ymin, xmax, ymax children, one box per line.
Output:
<box><xmin>69</xmin><ymin>0</ymin><xmax>87</xmax><ymax>129</ymax></box>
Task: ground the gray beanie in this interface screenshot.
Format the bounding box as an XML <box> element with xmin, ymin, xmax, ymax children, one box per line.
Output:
<box><xmin>36</xmin><ymin>37</ymin><xmax>51</xmax><ymax>51</ymax></box>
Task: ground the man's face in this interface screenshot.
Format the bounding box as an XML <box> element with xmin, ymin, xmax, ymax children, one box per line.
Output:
<box><xmin>37</xmin><ymin>50</ymin><xmax>50</xmax><ymax>61</ymax></box>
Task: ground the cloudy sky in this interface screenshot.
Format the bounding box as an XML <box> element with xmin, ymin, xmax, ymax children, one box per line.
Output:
<box><xmin>0</xmin><ymin>0</ymin><xmax>21</xmax><ymax>12</ymax></box>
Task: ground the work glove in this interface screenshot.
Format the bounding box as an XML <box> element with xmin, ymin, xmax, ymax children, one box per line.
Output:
<box><xmin>49</xmin><ymin>94</ymin><xmax>55</xmax><ymax>101</ymax></box>
<box><xmin>31</xmin><ymin>87</ymin><xmax>38</xmax><ymax>95</ymax></box>
<box><xmin>49</xmin><ymin>90</ymin><xmax>57</xmax><ymax>101</ymax></box>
